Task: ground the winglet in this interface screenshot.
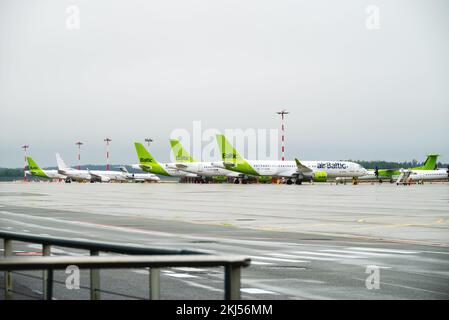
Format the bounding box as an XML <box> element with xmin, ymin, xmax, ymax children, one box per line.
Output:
<box><xmin>119</xmin><ymin>166</ymin><xmax>128</xmax><ymax>173</ymax></box>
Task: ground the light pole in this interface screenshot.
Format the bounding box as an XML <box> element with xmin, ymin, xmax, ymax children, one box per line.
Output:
<box><xmin>145</xmin><ymin>138</ymin><xmax>153</xmax><ymax>148</ymax></box>
<box><xmin>104</xmin><ymin>138</ymin><xmax>112</xmax><ymax>170</ymax></box>
<box><xmin>22</xmin><ymin>145</ymin><xmax>29</xmax><ymax>182</ymax></box>
<box><xmin>75</xmin><ymin>141</ymin><xmax>83</xmax><ymax>170</ymax></box>
<box><xmin>276</xmin><ymin>109</ymin><xmax>289</xmax><ymax>161</ymax></box>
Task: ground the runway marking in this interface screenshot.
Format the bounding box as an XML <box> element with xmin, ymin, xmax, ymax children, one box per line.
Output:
<box><xmin>348</xmin><ymin>247</ymin><xmax>419</xmax><ymax>254</ymax></box>
<box><xmin>165</xmin><ymin>273</ymin><xmax>198</xmax><ymax>279</ymax></box>
<box><xmin>241</xmin><ymin>288</ymin><xmax>277</xmax><ymax>295</ymax></box>
<box><xmin>354</xmin><ymin>278</ymin><xmax>449</xmax><ymax>296</ymax></box>
<box><xmin>322</xmin><ymin>249</ymin><xmax>391</xmax><ymax>257</ymax></box>
<box><xmin>250</xmin><ymin>261</ymin><xmax>275</xmax><ymax>265</ymax></box>
<box><xmin>178</xmin><ymin>280</ymin><xmax>222</xmax><ymax>293</ymax></box>
<box><xmin>251</xmin><ymin>256</ymin><xmax>310</xmax><ymax>263</ymax></box>
<box><xmin>268</xmin><ymin>252</ymin><xmax>336</xmax><ymax>261</ymax></box>
<box><xmin>132</xmin><ymin>269</ymin><xmax>149</xmax><ymax>275</ymax></box>
<box><xmin>293</xmin><ymin>251</ymin><xmax>362</xmax><ymax>259</ymax></box>
<box><xmin>420</xmin><ymin>250</ymin><xmax>449</xmax><ymax>255</ymax></box>
<box><xmin>173</xmin><ymin>267</ymin><xmax>207</xmax><ymax>273</ymax></box>
<box><xmin>26</xmin><ymin>243</ymin><xmax>82</xmax><ymax>256</ymax></box>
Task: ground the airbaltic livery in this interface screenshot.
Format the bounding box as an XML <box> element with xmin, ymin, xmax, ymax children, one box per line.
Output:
<box><xmin>359</xmin><ymin>154</ymin><xmax>440</xmax><ymax>182</ymax></box>
<box><xmin>27</xmin><ymin>157</ymin><xmax>66</xmax><ymax>180</ymax></box>
<box><xmin>170</xmin><ymin>139</ymin><xmax>241</xmax><ymax>179</ymax></box>
<box><xmin>212</xmin><ymin>134</ymin><xmax>369</xmax><ymax>184</ymax></box>
<box><xmin>133</xmin><ymin>142</ymin><xmax>198</xmax><ymax>178</ymax></box>
<box><xmin>56</xmin><ymin>153</ymin><xmax>127</xmax><ymax>182</ymax></box>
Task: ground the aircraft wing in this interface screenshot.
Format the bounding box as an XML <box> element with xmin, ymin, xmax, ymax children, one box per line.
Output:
<box><xmin>88</xmin><ymin>170</ymin><xmax>110</xmax><ymax>182</ymax></box>
<box><xmin>88</xmin><ymin>171</ymin><xmax>102</xmax><ymax>179</ymax></box>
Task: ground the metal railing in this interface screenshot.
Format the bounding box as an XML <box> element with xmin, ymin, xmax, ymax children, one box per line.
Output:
<box><xmin>0</xmin><ymin>231</ymin><xmax>250</xmax><ymax>300</ymax></box>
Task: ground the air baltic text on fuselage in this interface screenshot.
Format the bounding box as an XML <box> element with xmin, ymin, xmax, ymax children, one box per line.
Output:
<box><xmin>317</xmin><ymin>162</ymin><xmax>348</xmax><ymax>169</ymax></box>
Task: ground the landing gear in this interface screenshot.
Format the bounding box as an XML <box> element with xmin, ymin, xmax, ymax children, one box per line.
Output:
<box><xmin>295</xmin><ymin>179</ymin><xmax>302</xmax><ymax>185</ymax></box>
<box><xmin>286</xmin><ymin>179</ymin><xmax>293</xmax><ymax>185</ymax></box>
<box><xmin>65</xmin><ymin>178</ymin><xmax>72</xmax><ymax>183</ymax></box>
<box><xmin>234</xmin><ymin>179</ymin><xmax>240</xmax><ymax>184</ymax></box>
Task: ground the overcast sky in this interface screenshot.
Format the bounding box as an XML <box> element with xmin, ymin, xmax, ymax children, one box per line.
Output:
<box><xmin>1</xmin><ymin>0</ymin><xmax>448</xmax><ymax>167</ymax></box>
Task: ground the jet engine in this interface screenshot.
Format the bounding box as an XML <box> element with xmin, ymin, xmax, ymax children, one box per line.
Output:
<box><xmin>312</xmin><ymin>171</ymin><xmax>328</xmax><ymax>182</ymax></box>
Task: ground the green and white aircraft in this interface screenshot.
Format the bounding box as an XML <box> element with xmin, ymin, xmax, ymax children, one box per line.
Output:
<box><xmin>26</xmin><ymin>156</ymin><xmax>66</xmax><ymax>180</ymax></box>
<box><xmin>360</xmin><ymin>154</ymin><xmax>440</xmax><ymax>182</ymax></box>
<box><xmin>170</xmin><ymin>139</ymin><xmax>241</xmax><ymax>179</ymax></box>
<box><xmin>132</xmin><ymin>142</ymin><xmax>198</xmax><ymax>178</ymax></box>
<box><xmin>211</xmin><ymin>134</ymin><xmax>369</xmax><ymax>184</ymax></box>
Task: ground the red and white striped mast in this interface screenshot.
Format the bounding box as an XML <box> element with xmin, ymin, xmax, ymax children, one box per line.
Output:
<box><xmin>75</xmin><ymin>141</ymin><xmax>83</xmax><ymax>170</ymax></box>
<box><xmin>104</xmin><ymin>138</ymin><xmax>112</xmax><ymax>171</ymax></box>
<box><xmin>22</xmin><ymin>144</ymin><xmax>29</xmax><ymax>182</ymax></box>
<box><xmin>276</xmin><ymin>109</ymin><xmax>289</xmax><ymax>161</ymax></box>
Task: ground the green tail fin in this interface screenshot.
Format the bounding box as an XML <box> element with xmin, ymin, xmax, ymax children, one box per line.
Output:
<box><xmin>170</xmin><ymin>139</ymin><xmax>195</xmax><ymax>163</ymax></box>
<box><xmin>413</xmin><ymin>154</ymin><xmax>439</xmax><ymax>170</ymax></box>
<box><xmin>215</xmin><ymin>134</ymin><xmax>244</xmax><ymax>162</ymax></box>
<box><xmin>135</xmin><ymin>142</ymin><xmax>158</xmax><ymax>164</ymax></box>
<box><xmin>27</xmin><ymin>157</ymin><xmax>47</xmax><ymax>178</ymax></box>
<box><xmin>27</xmin><ymin>157</ymin><xmax>42</xmax><ymax>171</ymax></box>
<box><xmin>134</xmin><ymin>142</ymin><xmax>169</xmax><ymax>176</ymax></box>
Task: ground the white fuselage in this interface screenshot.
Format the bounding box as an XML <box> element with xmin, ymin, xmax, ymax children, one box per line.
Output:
<box><xmin>131</xmin><ymin>163</ymin><xmax>199</xmax><ymax>178</ymax></box>
<box><xmin>123</xmin><ymin>172</ymin><xmax>160</xmax><ymax>182</ymax></box>
<box><xmin>174</xmin><ymin>162</ymin><xmax>242</xmax><ymax>177</ymax></box>
<box><xmin>407</xmin><ymin>169</ymin><xmax>448</xmax><ymax>181</ymax></box>
<box><xmin>36</xmin><ymin>170</ymin><xmax>66</xmax><ymax>180</ymax></box>
<box><xmin>60</xmin><ymin>169</ymin><xmax>127</xmax><ymax>182</ymax></box>
<box><xmin>213</xmin><ymin>160</ymin><xmax>368</xmax><ymax>178</ymax></box>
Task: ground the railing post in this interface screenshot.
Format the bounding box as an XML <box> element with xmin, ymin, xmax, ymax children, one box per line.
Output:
<box><xmin>3</xmin><ymin>239</ymin><xmax>13</xmax><ymax>300</ymax></box>
<box><xmin>90</xmin><ymin>250</ymin><xmax>100</xmax><ymax>300</ymax></box>
<box><xmin>149</xmin><ymin>268</ymin><xmax>160</xmax><ymax>300</ymax></box>
<box><xmin>224</xmin><ymin>264</ymin><xmax>241</xmax><ymax>300</ymax></box>
<box><xmin>42</xmin><ymin>244</ymin><xmax>51</xmax><ymax>300</ymax></box>
<box><xmin>45</xmin><ymin>269</ymin><xmax>53</xmax><ymax>300</ymax></box>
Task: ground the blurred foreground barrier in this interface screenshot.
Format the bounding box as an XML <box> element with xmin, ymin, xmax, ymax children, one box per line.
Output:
<box><xmin>0</xmin><ymin>230</ymin><xmax>250</xmax><ymax>300</ymax></box>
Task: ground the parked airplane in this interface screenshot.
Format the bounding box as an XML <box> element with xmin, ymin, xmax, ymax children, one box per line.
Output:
<box><xmin>132</xmin><ymin>142</ymin><xmax>199</xmax><ymax>178</ymax></box>
<box><xmin>212</xmin><ymin>135</ymin><xmax>369</xmax><ymax>184</ymax></box>
<box><xmin>119</xmin><ymin>167</ymin><xmax>160</xmax><ymax>182</ymax></box>
<box><xmin>396</xmin><ymin>167</ymin><xmax>449</xmax><ymax>185</ymax></box>
<box><xmin>360</xmin><ymin>154</ymin><xmax>440</xmax><ymax>182</ymax></box>
<box><xmin>27</xmin><ymin>156</ymin><xmax>66</xmax><ymax>180</ymax></box>
<box><xmin>56</xmin><ymin>153</ymin><xmax>127</xmax><ymax>183</ymax></box>
<box><xmin>170</xmin><ymin>139</ymin><xmax>242</xmax><ymax>179</ymax></box>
